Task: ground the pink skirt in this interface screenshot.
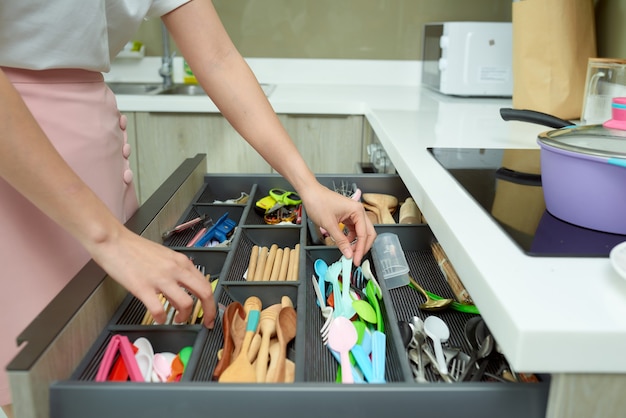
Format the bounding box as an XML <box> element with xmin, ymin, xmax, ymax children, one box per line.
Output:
<box><xmin>0</xmin><ymin>68</ymin><xmax>138</xmax><ymax>405</ymax></box>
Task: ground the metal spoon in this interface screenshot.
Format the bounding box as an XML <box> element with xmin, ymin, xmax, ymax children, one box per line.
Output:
<box><xmin>460</xmin><ymin>334</ymin><xmax>494</xmax><ymax>382</ymax></box>
<box><xmin>409</xmin><ymin>276</ymin><xmax>453</xmax><ymax>311</ymax></box>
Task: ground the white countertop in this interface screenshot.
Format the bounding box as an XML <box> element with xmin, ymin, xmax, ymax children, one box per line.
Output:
<box><xmin>108</xmin><ymin>57</ymin><xmax>626</xmax><ymax>374</ymax></box>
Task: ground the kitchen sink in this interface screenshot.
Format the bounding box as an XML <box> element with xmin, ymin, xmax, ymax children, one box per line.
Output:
<box><xmin>107</xmin><ymin>82</ymin><xmax>275</xmax><ymax>97</ymax></box>
<box><xmin>158</xmin><ymin>84</ymin><xmax>206</xmax><ymax>95</ymax></box>
<box><xmin>106</xmin><ymin>82</ymin><xmax>164</xmax><ymax>95</ymax></box>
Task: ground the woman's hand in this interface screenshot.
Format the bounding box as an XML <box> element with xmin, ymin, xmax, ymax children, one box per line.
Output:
<box><xmin>300</xmin><ymin>184</ymin><xmax>376</xmax><ymax>266</ymax></box>
<box><xmin>89</xmin><ymin>226</ymin><xmax>217</xmax><ymax>328</ymax></box>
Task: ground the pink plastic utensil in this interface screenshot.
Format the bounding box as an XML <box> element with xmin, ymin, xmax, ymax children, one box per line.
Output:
<box><xmin>326</xmin><ymin>316</ymin><xmax>358</xmax><ymax>384</ymax></box>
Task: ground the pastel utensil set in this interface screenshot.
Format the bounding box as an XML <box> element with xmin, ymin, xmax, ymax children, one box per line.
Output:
<box><xmin>97</xmin><ymin>334</ymin><xmax>193</xmax><ymax>383</ymax></box>
<box><xmin>314</xmin><ymin>255</ymin><xmax>386</xmax><ymax>384</ymax></box>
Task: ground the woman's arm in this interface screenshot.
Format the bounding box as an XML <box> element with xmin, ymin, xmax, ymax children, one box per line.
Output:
<box><xmin>0</xmin><ymin>69</ymin><xmax>216</xmax><ymax>327</ymax></box>
<box><xmin>163</xmin><ymin>0</ymin><xmax>376</xmax><ymax>264</ymax></box>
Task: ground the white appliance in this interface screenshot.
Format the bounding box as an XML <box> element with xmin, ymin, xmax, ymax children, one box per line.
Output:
<box><xmin>422</xmin><ymin>22</ymin><xmax>513</xmax><ymax>97</ymax></box>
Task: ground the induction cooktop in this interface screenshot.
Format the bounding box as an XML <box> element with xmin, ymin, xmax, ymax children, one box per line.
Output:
<box><xmin>428</xmin><ymin>147</ymin><xmax>626</xmax><ymax>257</ymax></box>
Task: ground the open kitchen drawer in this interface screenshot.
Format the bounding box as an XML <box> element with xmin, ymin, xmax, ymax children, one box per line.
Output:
<box><xmin>7</xmin><ymin>155</ymin><xmax>550</xmax><ymax>418</ymax></box>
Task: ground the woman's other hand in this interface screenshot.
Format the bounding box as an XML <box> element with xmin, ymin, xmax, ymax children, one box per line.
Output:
<box><xmin>90</xmin><ymin>226</ymin><xmax>217</xmax><ymax>328</ymax></box>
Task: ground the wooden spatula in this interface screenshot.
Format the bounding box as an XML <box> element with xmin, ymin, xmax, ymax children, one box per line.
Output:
<box><xmin>219</xmin><ymin>297</ymin><xmax>262</xmax><ymax>383</ymax></box>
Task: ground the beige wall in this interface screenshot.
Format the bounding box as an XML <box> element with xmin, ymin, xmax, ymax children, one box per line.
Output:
<box><xmin>134</xmin><ymin>0</ymin><xmax>624</xmax><ymax>60</ymax></box>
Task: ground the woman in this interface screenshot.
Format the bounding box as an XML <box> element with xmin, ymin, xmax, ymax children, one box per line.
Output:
<box><xmin>0</xmin><ymin>1</ymin><xmax>376</xmax><ymax>415</ymax></box>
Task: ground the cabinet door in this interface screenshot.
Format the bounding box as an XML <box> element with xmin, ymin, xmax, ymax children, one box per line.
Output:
<box><xmin>134</xmin><ymin>112</ymin><xmax>271</xmax><ymax>203</ymax></box>
<box><xmin>278</xmin><ymin>114</ymin><xmax>365</xmax><ymax>174</ymax></box>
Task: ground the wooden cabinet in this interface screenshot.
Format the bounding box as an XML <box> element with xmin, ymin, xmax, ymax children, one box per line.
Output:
<box><xmin>130</xmin><ymin>112</ymin><xmax>371</xmax><ymax>203</ymax></box>
<box><xmin>277</xmin><ymin>114</ymin><xmax>369</xmax><ymax>175</ymax></box>
<box><xmin>133</xmin><ymin>112</ymin><xmax>270</xmax><ymax>202</ymax></box>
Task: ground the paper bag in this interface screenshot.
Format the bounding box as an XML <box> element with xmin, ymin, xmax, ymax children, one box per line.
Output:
<box><xmin>512</xmin><ymin>0</ymin><xmax>597</xmax><ymax>120</ymax></box>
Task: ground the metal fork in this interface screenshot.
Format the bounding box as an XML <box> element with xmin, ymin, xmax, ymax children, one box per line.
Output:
<box><xmin>449</xmin><ymin>357</ymin><xmax>466</xmax><ymax>382</ymax></box>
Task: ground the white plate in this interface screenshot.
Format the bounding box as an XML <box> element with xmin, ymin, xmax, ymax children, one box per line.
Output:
<box><xmin>609</xmin><ymin>241</ymin><xmax>626</xmax><ymax>280</ymax></box>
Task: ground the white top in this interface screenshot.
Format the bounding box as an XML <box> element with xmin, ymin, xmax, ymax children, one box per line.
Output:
<box><xmin>0</xmin><ymin>0</ymin><xmax>189</xmax><ymax>72</ymax></box>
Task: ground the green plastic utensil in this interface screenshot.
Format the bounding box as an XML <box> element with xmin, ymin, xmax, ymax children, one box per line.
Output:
<box><xmin>352</xmin><ymin>299</ymin><xmax>377</xmax><ymax>324</ymax></box>
<box><xmin>178</xmin><ymin>346</ymin><xmax>193</xmax><ymax>369</ymax></box>
<box><xmin>365</xmin><ymin>280</ymin><xmax>384</xmax><ymax>332</ymax></box>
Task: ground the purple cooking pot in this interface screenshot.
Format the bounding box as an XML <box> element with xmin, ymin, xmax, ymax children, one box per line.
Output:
<box><xmin>500</xmin><ymin>107</ymin><xmax>626</xmax><ymax>235</ymax></box>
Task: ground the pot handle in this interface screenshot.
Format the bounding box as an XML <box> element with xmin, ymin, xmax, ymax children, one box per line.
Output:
<box><xmin>495</xmin><ymin>167</ymin><xmax>542</xmax><ymax>187</ymax></box>
<box><xmin>499</xmin><ymin>108</ymin><xmax>574</xmax><ymax>129</ymax></box>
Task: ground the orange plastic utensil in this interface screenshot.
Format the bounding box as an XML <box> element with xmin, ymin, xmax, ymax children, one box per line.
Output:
<box><xmin>167</xmin><ymin>355</ymin><xmax>185</xmax><ymax>382</ymax></box>
<box><xmin>108</xmin><ymin>344</ymin><xmax>138</xmax><ymax>381</ymax></box>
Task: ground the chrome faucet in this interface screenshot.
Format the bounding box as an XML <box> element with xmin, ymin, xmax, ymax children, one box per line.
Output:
<box><xmin>159</xmin><ymin>22</ymin><xmax>175</xmax><ymax>89</ymax></box>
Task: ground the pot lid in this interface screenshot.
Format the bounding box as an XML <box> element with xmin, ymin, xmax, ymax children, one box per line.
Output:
<box><xmin>538</xmin><ymin>124</ymin><xmax>626</xmax><ymax>158</ymax></box>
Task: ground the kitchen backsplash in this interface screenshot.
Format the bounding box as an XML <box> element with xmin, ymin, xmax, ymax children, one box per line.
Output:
<box><xmin>133</xmin><ymin>0</ymin><xmax>623</xmax><ymax>60</ymax></box>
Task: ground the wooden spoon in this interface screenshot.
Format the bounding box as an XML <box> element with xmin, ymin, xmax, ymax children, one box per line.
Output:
<box><xmin>212</xmin><ymin>301</ymin><xmax>244</xmax><ymax>380</ymax></box>
<box><xmin>232</xmin><ymin>296</ymin><xmax>262</xmax><ymax>358</ymax></box>
<box><xmin>219</xmin><ymin>297</ymin><xmax>262</xmax><ymax>383</ymax></box>
<box><xmin>255</xmin><ymin>303</ymin><xmax>283</xmax><ymax>382</ymax></box>
<box><xmin>265</xmin><ymin>338</ymin><xmax>281</xmax><ymax>382</ymax></box>
<box><xmin>272</xmin><ymin>306</ymin><xmax>297</xmax><ymax>383</ymax></box>
<box><xmin>230</xmin><ymin>307</ymin><xmax>247</xmax><ymax>359</ymax></box>
<box><xmin>362</xmin><ymin>202</ymin><xmax>381</xmax><ymax>224</ymax></box>
<box><xmin>362</xmin><ymin>193</ymin><xmax>398</xmax><ymax>224</ymax></box>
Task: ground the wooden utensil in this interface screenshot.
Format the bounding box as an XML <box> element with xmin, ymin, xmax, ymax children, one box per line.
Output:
<box><xmin>247</xmin><ymin>245</ymin><xmax>259</xmax><ymax>281</ymax></box>
<box><xmin>399</xmin><ymin>197</ymin><xmax>421</xmax><ymax>224</ymax></box>
<box><xmin>362</xmin><ymin>202</ymin><xmax>381</xmax><ymax>224</ymax></box>
<box><xmin>248</xmin><ymin>333</ymin><xmax>262</xmax><ymax>364</ymax></box>
<box><xmin>269</xmin><ymin>248</ymin><xmax>284</xmax><ymax>281</ymax></box>
<box><xmin>277</xmin><ymin>247</ymin><xmax>290</xmax><ymax>281</ymax></box>
<box><xmin>212</xmin><ymin>301</ymin><xmax>244</xmax><ymax>380</ymax></box>
<box><xmin>253</xmin><ymin>246</ymin><xmax>268</xmax><ymax>281</ymax></box>
<box><xmin>289</xmin><ymin>244</ymin><xmax>300</xmax><ymax>281</ymax></box>
<box><xmin>219</xmin><ymin>297</ymin><xmax>262</xmax><ymax>383</ymax></box>
<box><xmin>232</xmin><ymin>296</ymin><xmax>261</xmax><ymax>358</ymax></box>
<box><xmin>265</xmin><ymin>338</ymin><xmax>281</xmax><ymax>382</ymax></box>
<box><xmin>255</xmin><ymin>303</ymin><xmax>282</xmax><ymax>382</ymax></box>
<box><xmin>281</xmin><ymin>295</ymin><xmax>294</xmax><ymax>308</ymax></box>
<box><xmin>262</xmin><ymin>244</ymin><xmax>279</xmax><ymax>280</ymax></box>
<box><xmin>362</xmin><ymin>193</ymin><xmax>398</xmax><ymax>224</ymax></box>
<box><xmin>230</xmin><ymin>306</ymin><xmax>248</xmax><ymax>359</ymax></box>
<box><xmin>268</xmin><ymin>306</ymin><xmax>297</xmax><ymax>383</ymax></box>
<box><xmin>430</xmin><ymin>241</ymin><xmax>473</xmax><ymax>305</ymax></box>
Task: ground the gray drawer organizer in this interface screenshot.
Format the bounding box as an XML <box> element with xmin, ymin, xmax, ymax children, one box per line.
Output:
<box><xmin>8</xmin><ymin>155</ymin><xmax>550</xmax><ymax>418</ymax></box>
